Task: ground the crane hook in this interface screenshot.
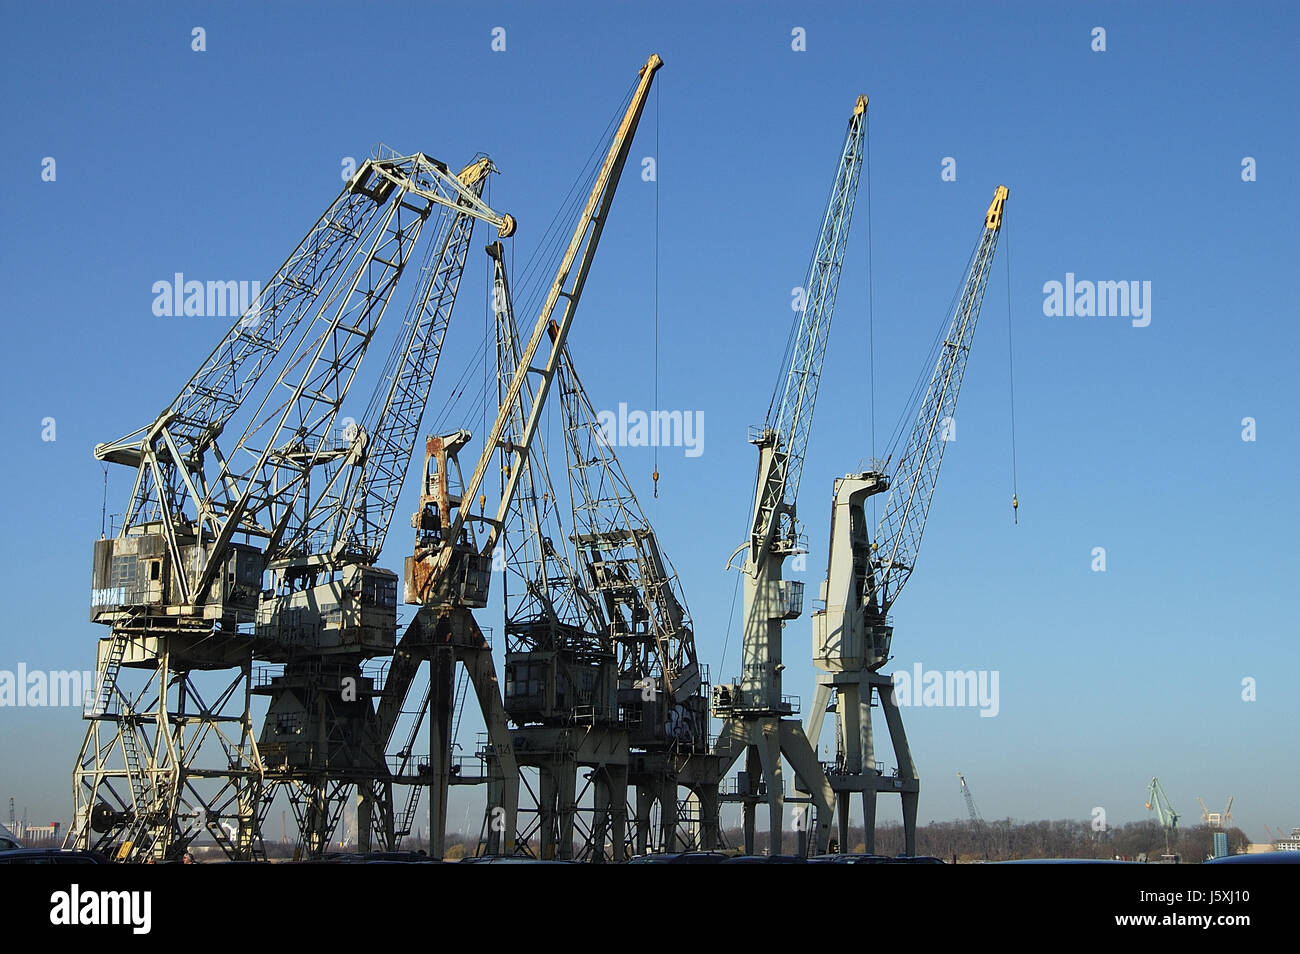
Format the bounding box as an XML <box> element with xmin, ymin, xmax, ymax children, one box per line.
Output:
<box><xmin>1012</xmin><ymin>492</ymin><xmax>1019</xmax><ymax>525</ymax></box>
<box><xmin>652</xmin><ymin>469</ymin><xmax>659</xmax><ymax>499</ymax></box>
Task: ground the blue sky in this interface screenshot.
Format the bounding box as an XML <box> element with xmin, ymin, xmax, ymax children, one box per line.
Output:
<box><xmin>2</xmin><ymin>1</ymin><xmax>1297</xmax><ymax>843</ymax></box>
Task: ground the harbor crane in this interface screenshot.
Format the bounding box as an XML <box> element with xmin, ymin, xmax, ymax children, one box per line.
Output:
<box><xmin>802</xmin><ymin>185</ymin><xmax>1009</xmax><ymax>856</ymax></box>
<box><xmin>556</xmin><ymin>322</ymin><xmax>720</xmax><ymax>855</ymax></box>
<box><xmin>1146</xmin><ymin>778</ymin><xmax>1180</xmax><ymax>830</ymax></box>
<box><xmin>958</xmin><ymin>771</ymin><xmax>991</xmax><ymax>859</ymax></box>
<box><xmin>487</xmin><ymin>165</ymin><xmax>720</xmax><ymax>856</ymax></box>
<box><xmin>486</xmin><ymin>240</ymin><xmax>624</xmax><ymax>860</ymax></box>
<box><xmin>459</xmin><ymin>159</ymin><xmax>710</xmax><ymax>859</ymax></box>
<box><xmin>252</xmin><ymin>155</ymin><xmax>506</xmax><ymax>858</ymax></box>
<box><xmin>1147</xmin><ymin>776</ymin><xmax>1181</xmax><ymax>858</ymax></box>
<box><xmin>1198</xmin><ymin>796</ymin><xmax>1234</xmax><ymax>829</ymax></box>
<box><xmin>958</xmin><ymin>772</ymin><xmax>983</xmax><ymax>824</ymax></box>
<box><xmin>712</xmin><ymin>95</ymin><xmax>869</xmax><ymax>857</ymax></box>
<box><xmin>379</xmin><ymin>53</ymin><xmax>662</xmax><ymax>859</ymax></box>
<box><xmin>73</xmin><ymin>150</ymin><xmax>513</xmax><ymax>861</ymax></box>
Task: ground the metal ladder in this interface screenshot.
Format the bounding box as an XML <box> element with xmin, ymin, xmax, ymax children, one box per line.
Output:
<box><xmin>449</xmin><ymin>667</ymin><xmax>470</xmax><ymax>747</ymax></box>
<box><xmin>395</xmin><ymin>782</ymin><xmax>422</xmax><ymax>844</ymax></box>
<box><xmin>392</xmin><ymin>681</ymin><xmax>434</xmax><ymax>843</ymax></box>
<box><xmin>85</xmin><ymin>629</ymin><xmax>130</xmax><ymax>718</ymax></box>
<box><xmin>393</xmin><ymin>669</ymin><xmax>471</xmax><ymax>844</ymax></box>
<box><xmin>119</xmin><ymin>718</ymin><xmax>148</xmax><ymax>805</ymax></box>
<box><xmin>89</xmin><ymin>617</ymin><xmax>158</xmax><ymax>861</ymax></box>
<box><xmin>113</xmin><ymin>772</ymin><xmax>162</xmax><ymax>862</ymax></box>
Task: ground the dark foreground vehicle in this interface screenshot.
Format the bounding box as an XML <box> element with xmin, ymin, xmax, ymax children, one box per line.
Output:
<box><xmin>720</xmin><ymin>854</ymin><xmax>807</xmax><ymax>864</ymax></box>
<box><xmin>312</xmin><ymin>851</ymin><xmax>441</xmax><ymax>864</ymax></box>
<box><xmin>458</xmin><ymin>856</ymin><xmax>574</xmax><ymax>864</ymax></box>
<box><xmin>1203</xmin><ymin>849</ymin><xmax>1300</xmax><ymax>864</ymax></box>
<box><xmin>627</xmin><ymin>851</ymin><xmax>730</xmax><ymax>864</ymax></box>
<box><xmin>808</xmin><ymin>853</ymin><xmax>893</xmax><ymax>864</ymax></box>
<box><xmin>991</xmin><ymin>859</ymin><xmax>1143</xmax><ymax>865</ymax></box>
<box><xmin>0</xmin><ymin>848</ymin><xmax>109</xmax><ymax>864</ymax></box>
<box><xmin>0</xmin><ymin>824</ymin><xmax>21</xmax><ymax>851</ymax></box>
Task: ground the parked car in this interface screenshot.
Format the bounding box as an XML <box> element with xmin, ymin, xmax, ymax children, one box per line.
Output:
<box><xmin>0</xmin><ymin>824</ymin><xmax>22</xmax><ymax>851</ymax></box>
<box><xmin>0</xmin><ymin>848</ymin><xmax>109</xmax><ymax>864</ymax></box>
<box><xmin>1203</xmin><ymin>850</ymin><xmax>1300</xmax><ymax>864</ymax></box>
<box><xmin>808</xmin><ymin>853</ymin><xmax>893</xmax><ymax>864</ymax></box>
<box><xmin>991</xmin><ymin>858</ymin><xmax>1143</xmax><ymax>864</ymax></box>
<box><xmin>892</xmin><ymin>855</ymin><xmax>947</xmax><ymax>864</ymax></box>
<box><xmin>312</xmin><ymin>851</ymin><xmax>441</xmax><ymax>864</ymax></box>
<box><xmin>627</xmin><ymin>851</ymin><xmax>730</xmax><ymax>864</ymax></box>
<box><xmin>458</xmin><ymin>855</ymin><xmax>574</xmax><ymax>864</ymax></box>
<box><xmin>719</xmin><ymin>854</ymin><xmax>807</xmax><ymax>864</ymax></box>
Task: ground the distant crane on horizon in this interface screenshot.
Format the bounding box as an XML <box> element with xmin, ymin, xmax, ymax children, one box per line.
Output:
<box><xmin>1145</xmin><ymin>777</ymin><xmax>1180</xmax><ymax>860</ymax></box>
<box><xmin>958</xmin><ymin>773</ymin><xmax>984</xmax><ymax>825</ymax></box>
<box><xmin>958</xmin><ymin>772</ymin><xmax>991</xmax><ymax>861</ymax></box>
<box><xmin>1198</xmin><ymin>796</ymin><xmax>1234</xmax><ymax>830</ymax></box>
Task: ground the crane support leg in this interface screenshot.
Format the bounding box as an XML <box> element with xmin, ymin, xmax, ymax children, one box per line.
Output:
<box><xmin>799</xmin><ymin>669</ymin><xmax>920</xmax><ymax>855</ymax></box>
<box><xmin>695</xmin><ymin>785</ymin><xmax>720</xmax><ymax>850</ymax></box>
<box><xmin>589</xmin><ymin>765</ymin><xmax>627</xmax><ymax>862</ymax></box>
<box><xmin>753</xmin><ymin>726</ymin><xmax>786</xmax><ymax>852</ymax></box>
<box><xmin>426</xmin><ymin>646</ymin><xmax>455</xmax><ymax>858</ymax></box>
<box><xmin>743</xmin><ymin>746</ymin><xmax>761</xmax><ymax>854</ymax></box>
<box><xmin>713</xmin><ymin>715</ymin><xmax>834</xmax><ymax>856</ymax></box>
<box><xmin>634</xmin><ymin>787</ymin><xmax>654</xmax><ymax>856</ymax></box>
<box><xmin>557</xmin><ymin>764</ymin><xmax>577</xmax><ymax>860</ymax></box>
<box><xmin>659</xmin><ymin>782</ymin><xmax>681</xmax><ymax>852</ymax></box>
<box><xmin>877</xmin><ymin>671</ymin><xmax>919</xmax><ymax>856</ymax></box>
<box><xmin>483</xmin><ymin>758</ymin><xmax>512</xmax><ymax>856</ymax></box>
<box><xmin>356</xmin><ymin>781</ymin><xmax>394</xmax><ymax>852</ymax></box>
<box><xmin>806</xmin><ymin>681</ymin><xmax>832</xmax><ymax>750</ymax></box>
<box><xmin>535</xmin><ymin>759</ymin><xmax>578</xmax><ymax>860</ymax></box>
<box><xmin>357</xmin><ymin>787</ymin><xmax>371</xmax><ymax>852</ymax></box>
<box><xmin>861</xmin><ymin>786</ymin><xmax>879</xmax><ymax>853</ymax></box>
<box><xmin>460</xmin><ymin>640</ymin><xmax>518</xmax><ymax>856</ymax></box>
<box><xmin>777</xmin><ymin>721</ymin><xmax>834</xmax><ymax>854</ymax></box>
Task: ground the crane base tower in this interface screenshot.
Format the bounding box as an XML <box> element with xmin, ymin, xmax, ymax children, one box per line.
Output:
<box><xmin>807</xmin><ymin>670</ymin><xmax>918</xmax><ymax>855</ymax></box>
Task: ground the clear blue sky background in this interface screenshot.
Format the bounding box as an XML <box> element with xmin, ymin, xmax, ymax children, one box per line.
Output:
<box><xmin>2</xmin><ymin>1</ymin><xmax>1296</xmax><ymax>843</ymax></box>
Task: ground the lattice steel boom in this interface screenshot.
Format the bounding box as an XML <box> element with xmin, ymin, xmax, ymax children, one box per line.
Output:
<box><xmin>870</xmin><ymin>185</ymin><xmax>1009</xmax><ymax>616</ymax></box>
<box><xmin>749</xmin><ymin>96</ymin><xmax>868</xmax><ymax>566</ymax></box>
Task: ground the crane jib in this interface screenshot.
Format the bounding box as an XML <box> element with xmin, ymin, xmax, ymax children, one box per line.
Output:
<box><xmin>748</xmin><ymin>100</ymin><xmax>869</xmax><ymax>561</ymax></box>
<box><xmin>869</xmin><ymin>187</ymin><xmax>1008</xmax><ymax>614</ymax></box>
<box><xmin>413</xmin><ymin>54</ymin><xmax>662</xmax><ymax>604</ymax></box>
